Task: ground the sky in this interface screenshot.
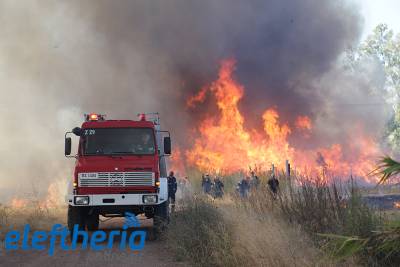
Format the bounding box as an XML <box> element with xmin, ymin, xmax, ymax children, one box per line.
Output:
<box><xmin>357</xmin><ymin>0</ymin><xmax>400</xmax><ymax>39</ymax></box>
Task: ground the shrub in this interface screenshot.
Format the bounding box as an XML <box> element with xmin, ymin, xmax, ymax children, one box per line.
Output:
<box><xmin>166</xmin><ymin>196</ymin><xmax>238</xmax><ymax>267</ymax></box>
<box><xmin>240</xmin><ymin>174</ymin><xmax>381</xmax><ymax>238</ymax></box>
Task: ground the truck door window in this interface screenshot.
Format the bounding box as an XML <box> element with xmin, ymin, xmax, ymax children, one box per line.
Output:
<box><xmin>82</xmin><ymin>128</ymin><xmax>155</xmax><ymax>155</ymax></box>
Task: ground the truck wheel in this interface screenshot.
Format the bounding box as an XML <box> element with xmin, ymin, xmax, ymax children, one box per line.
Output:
<box><xmin>154</xmin><ymin>200</ymin><xmax>169</xmax><ymax>232</ymax></box>
<box><xmin>68</xmin><ymin>206</ymin><xmax>86</xmax><ymax>240</ymax></box>
<box><xmin>86</xmin><ymin>212</ymin><xmax>99</xmax><ymax>231</ymax></box>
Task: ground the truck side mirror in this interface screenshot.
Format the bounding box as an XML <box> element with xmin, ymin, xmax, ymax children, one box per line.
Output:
<box><xmin>164</xmin><ymin>137</ymin><xmax>171</xmax><ymax>155</ymax></box>
<box><xmin>65</xmin><ymin>137</ymin><xmax>72</xmax><ymax>156</ymax></box>
<box><xmin>72</xmin><ymin>127</ymin><xmax>82</xmax><ymax>136</ymax></box>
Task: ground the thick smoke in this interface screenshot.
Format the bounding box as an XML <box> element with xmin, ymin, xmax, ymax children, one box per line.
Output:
<box><xmin>0</xmin><ymin>0</ymin><xmax>389</xmax><ymax>201</ymax></box>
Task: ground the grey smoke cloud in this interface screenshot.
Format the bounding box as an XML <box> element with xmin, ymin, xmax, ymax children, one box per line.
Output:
<box><xmin>0</xmin><ymin>0</ymin><xmax>390</xmax><ymax>200</ymax></box>
<box><xmin>72</xmin><ymin>0</ymin><xmax>364</xmax><ymax>117</ymax></box>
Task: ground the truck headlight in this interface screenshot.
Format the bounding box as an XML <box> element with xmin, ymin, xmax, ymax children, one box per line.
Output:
<box><xmin>143</xmin><ymin>195</ymin><xmax>157</xmax><ymax>204</ymax></box>
<box><xmin>74</xmin><ymin>196</ymin><xmax>89</xmax><ymax>205</ymax></box>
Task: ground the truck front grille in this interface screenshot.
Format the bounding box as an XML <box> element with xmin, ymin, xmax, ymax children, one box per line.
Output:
<box><xmin>78</xmin><ymin>172</ymin><xmax>154</xmax><ymax>187</ymax></box>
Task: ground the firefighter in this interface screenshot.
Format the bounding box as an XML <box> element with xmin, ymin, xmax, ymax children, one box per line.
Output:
<box><xmin>250</xmin><ymin>171</ymin><xmax>260</xmax><ymax>189</ymax></box>
<box><xmin>238</xmin><ymin>176</ymin><xmax>251</xmax><ymax>198</ymax></box>
<box><xmin>267</xmin><ymin>172</ymin><xmax>279</xmax><ymax>198</ymax></box>
<box><xmin>202</xmin><ymin>174</ymin><xmax>212</xmax><ymax>194</ymax></box>
<box><xmin>213</xmin><ymin>177</ymin><xmax>224</xmax><ymax>198</ymax></box>
<box><xmin>136</xmin><ymin>133</ymin><xmax>154</xmax><ymax>154</ymax></box>
<box><xmin>167</xmin><ymin>171</ymin><xmax>178</xmax><ymax>212</ymax></box>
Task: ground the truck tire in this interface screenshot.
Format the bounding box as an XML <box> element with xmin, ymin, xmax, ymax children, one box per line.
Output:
<box><xmin>68</xmin><ymin>206</ymin><xmax>86</xmax><ymax>240</ymax></box>
<box><xmin>154</xmin><ymin>200</ymin><xmax>169</xmax><ymax>231</ymax></box>
<box><xmin>86</xmin><ymin>212</ymin><xmax>99</xmax><ymax>231</ymax></box>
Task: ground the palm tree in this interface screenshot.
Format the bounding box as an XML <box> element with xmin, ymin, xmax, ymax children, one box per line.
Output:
<box><xmin>375</xmin><ymin>156</ymin><xmax>400</xmax><ymax>184</ymax></box>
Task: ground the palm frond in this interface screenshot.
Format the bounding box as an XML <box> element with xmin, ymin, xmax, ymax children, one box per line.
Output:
<box><xmin>319</xmin><ymin>233</ymin><xmax>365</xmax><ymax>260</ymax></box>
<box><xmin>323</xmin><ymin>229</ymin><xmax>400</xmax><ymax>264</ymax></box>
<box><xmin>373</xmin><ymin>156</ymin><xmax>400</xmax><ymax>184</ymax></box>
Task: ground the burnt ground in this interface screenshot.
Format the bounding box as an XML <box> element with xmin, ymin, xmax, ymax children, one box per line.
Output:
<box><xmin>362</xmin><ymin>194</ymin><xmax>400</xmax><ymax>210</ymax></box>
<box><xmin>0</xmin><ymin>217</ymin><xmax>188</xmax><ymax>267</ymax></box>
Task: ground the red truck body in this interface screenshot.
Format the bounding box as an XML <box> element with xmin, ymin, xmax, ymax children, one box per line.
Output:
<box><xmin>65</xmin><ymin>113</ymin><xmax>170</xmax><ymax>233</ymax></box>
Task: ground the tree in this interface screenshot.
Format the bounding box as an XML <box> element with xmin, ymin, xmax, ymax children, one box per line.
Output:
<box><xmin>346</xmin><ymin>24</ymin><xmax>400</xmax><ymax>151</ymax></box>
<box><xmin>361</xmin><ymin>24</ymin><xmax>400</xmax><ymax>96</ymax></box>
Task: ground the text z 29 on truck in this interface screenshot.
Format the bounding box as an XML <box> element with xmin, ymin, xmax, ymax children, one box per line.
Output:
<box><xmin>64</xmin><ymin>113</ymin><xmax>171</xmax><ymax>236</ymax></box>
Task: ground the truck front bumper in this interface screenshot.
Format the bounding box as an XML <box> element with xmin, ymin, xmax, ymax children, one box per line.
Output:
<box><xmin>66</xmin><ymin>177</ymin><xmax>169</xmax><ymax>207</ymax></box>
<box><xmin>66</xmin><ymin>193</ymin><xmax>167</xmax><ymax>206</ymax></box>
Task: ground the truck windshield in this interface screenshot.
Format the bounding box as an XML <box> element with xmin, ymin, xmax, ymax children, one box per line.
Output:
<box><xmin>82</xmin><ymin>128</ymin><xmax>156</xmax><ymax>155</ymax></box>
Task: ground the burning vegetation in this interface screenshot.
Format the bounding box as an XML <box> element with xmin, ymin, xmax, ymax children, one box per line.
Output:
<box><xmin>176</xmin><ymin>59</ymin><xmax>382</xmax><ymax>183</ymax></box>
<box><xmin>7</xmin><ymin>181</ymin><xmax>65</xmax><ymax>209</ymax></box>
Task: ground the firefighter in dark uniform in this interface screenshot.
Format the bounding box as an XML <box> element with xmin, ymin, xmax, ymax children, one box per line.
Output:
<box><xmin>238</xmin><ymin>176</ymin><xmax>251</xmax><ymax>198</ymax></box>
<box><xmin>202</xmin><ymin>174</ymin><xmax>213</xmax><ymax>194</ymax></box>
<box><xmin>167</xmin><ymin>171</ymin><xmax>178</xmax><ymax>212</ymax></box>
<box><xmin>267</xmin><ymin>172</ymin><xmax>279</xmax><ymax>198</ymax></box>
<box><xmin>213</xmin><ymin>176</ymin><xmax>224</xmax><ymax>198</ymax></box>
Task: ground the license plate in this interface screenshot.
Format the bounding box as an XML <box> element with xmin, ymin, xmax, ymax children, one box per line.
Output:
<box><xmin>79</xmin><ymin>173</ymin><xmax>98</xmax><ymax>178</ymax></box>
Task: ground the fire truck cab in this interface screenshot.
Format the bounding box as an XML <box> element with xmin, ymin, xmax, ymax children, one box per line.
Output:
<box><xmin>64</xmin><ymin>113</ymin><xmax>171</xmax><ymax>233</ymax></box>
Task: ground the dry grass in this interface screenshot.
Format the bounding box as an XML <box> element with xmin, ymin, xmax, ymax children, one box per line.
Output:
<box><xmin>166</xmin><ymin>171</ymin><xmax>381</xmax><ymax>266</ymax></box>
<box><xmin>166</xmin><ymin>194</ymin><xmax>350</xmax><ymax>267</ymax></box>
<box><xmin>0</xmin><ymin>202</ymin><xmax>66</xmax><ymax>240</ymax></box>
<box><xmin>240</xmin><ymin>174</ymin><xmax>380</xmax><ymax>238</ymax></box>
<box><xmin>221</xmin><ymin>197</ymin><xmax>323</xmax><ymax>266</ymax></box>
<box><xmin>166</xmin><ymin>196</ymin><xmax>239</xmax><ymax>267</ymax></box>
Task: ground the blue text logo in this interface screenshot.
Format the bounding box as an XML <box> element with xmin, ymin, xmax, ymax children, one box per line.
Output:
<box><xmin>1</xmin><ymin>212</ymin><xmax>146</xmax><ymax>255</ymax></box>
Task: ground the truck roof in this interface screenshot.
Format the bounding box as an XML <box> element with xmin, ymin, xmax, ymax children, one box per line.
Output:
<box><xmin>81</xmin><ymin>120</ymin><xmax>155</xmax><ymax>129</ymax></box>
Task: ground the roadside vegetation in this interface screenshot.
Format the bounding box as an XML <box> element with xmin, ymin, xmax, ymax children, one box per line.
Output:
<box><xmin>166</xmin><ymin>194</ymin><xmax>326</xmax><ymax>267</ymax></box>
<box><xmin>323</xmin><ymin>156</ymin><xmax>400</xmax><ymax>266</ymax></box>
<box><xmin>166</xmin><ymin>166</ymin><xmax>400</xmax><ymax>266</ymax></box>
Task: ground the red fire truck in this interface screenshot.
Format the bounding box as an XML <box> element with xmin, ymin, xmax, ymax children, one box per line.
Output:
<box><xmin>64</xmin><ymin>113</ymin><xmax>171</xmax><ymax>234</ymax></box>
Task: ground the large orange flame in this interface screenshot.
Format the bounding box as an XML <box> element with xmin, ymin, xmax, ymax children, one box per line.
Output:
<box><xmin>181</xmin><ymin>59</ymin><xmax>380</xmax><ymax>182</ymax></box>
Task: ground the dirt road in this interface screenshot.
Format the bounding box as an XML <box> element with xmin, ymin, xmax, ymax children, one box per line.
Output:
<box><xmin>0</xmin><ymin>217</ymin><xmax>187</xmax><ymax>267</ymax></box>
